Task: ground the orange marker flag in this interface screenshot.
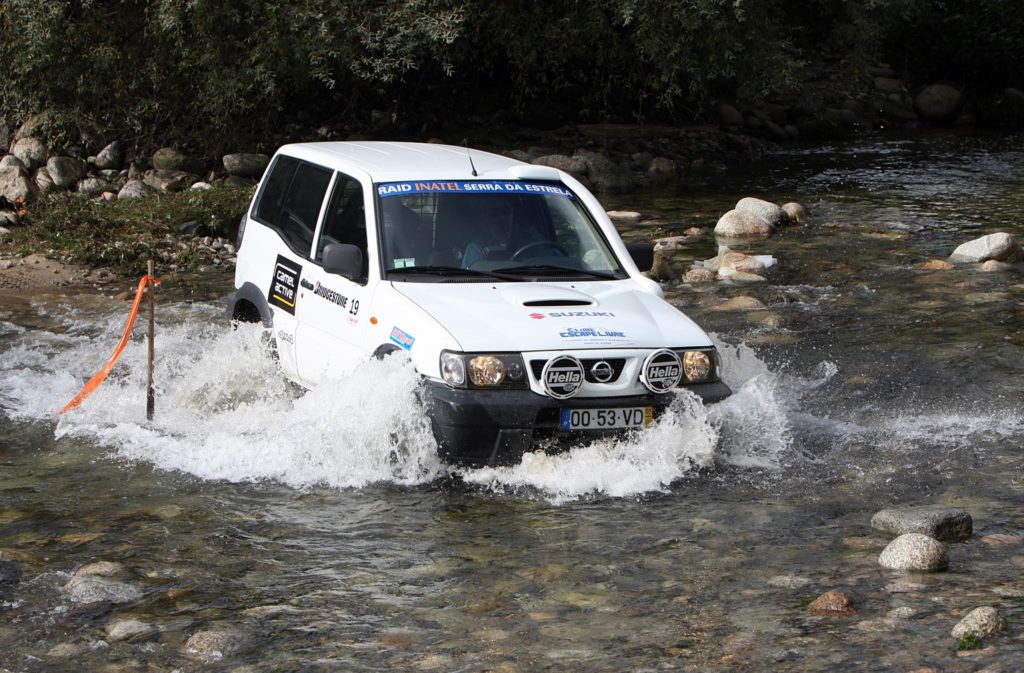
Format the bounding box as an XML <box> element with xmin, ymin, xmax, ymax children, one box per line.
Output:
<box><xmin>58</xmin><ymin>274</ymin><xmax>160</xmax><ymax>415</ymax></box>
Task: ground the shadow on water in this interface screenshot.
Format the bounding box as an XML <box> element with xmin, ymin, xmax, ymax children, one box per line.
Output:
<box><xmin>1</xmin><ymin>131</ymin><xmax>1023</xmax><ymax>671</ymax></box>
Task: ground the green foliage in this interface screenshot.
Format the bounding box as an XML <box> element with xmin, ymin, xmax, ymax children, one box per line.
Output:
<box><xmin>12</xmin><ymin>187</ymin><xmax>253</xmax><ymax>274</ymax></box>
<box><xmin>956</xmin><ymin>632</ymin><xmax>981</xmax><ymax>651</ymax></box>
<box><xmin>0</xmin><ymin>0</ymin><xmax>1018</xmax><ymax>149</ymax></box>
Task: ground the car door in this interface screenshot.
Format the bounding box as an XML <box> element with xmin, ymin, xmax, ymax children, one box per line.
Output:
<box><xmin>295</xmin><ymin>171</ymin><xmax>373</xmax><ymax>384</ymax></box>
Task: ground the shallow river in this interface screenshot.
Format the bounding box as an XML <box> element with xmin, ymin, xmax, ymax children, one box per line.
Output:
<box><xmin>1</xmin><ymin>132</ymin><xmax>1023</xmax><ymax>672</ymax></box>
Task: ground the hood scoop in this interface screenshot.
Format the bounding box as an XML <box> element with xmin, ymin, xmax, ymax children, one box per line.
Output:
<box><xmin>522</xmin><ymin>299</ymin><xmax>593</xmax><ymax>307</ymax></box>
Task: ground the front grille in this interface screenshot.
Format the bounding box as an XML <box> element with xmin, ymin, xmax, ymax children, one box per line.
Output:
<box><xmin>530</xmin><ymin>358</ymin><xmax>627</xmax><ymax>384</ymax></box>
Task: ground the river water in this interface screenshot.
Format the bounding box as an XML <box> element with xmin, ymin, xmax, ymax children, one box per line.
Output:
<box><xmin>1</xmin><ymin>132</ymin><xmax>1022</xmax><ymax>672</ymax></box>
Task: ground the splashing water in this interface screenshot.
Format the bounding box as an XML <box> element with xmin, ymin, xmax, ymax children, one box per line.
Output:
<box><xmin>0</xmin><ymin>298</ymin><xmax>827</xmax><ymax>499</ymax></box>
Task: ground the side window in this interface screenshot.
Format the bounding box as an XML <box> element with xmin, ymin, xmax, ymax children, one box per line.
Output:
<box><xmin>252</xmin><ymin>156</ymin><xmax>332</xmax><ymax>257</ymax></box>
<box><xmin>316</xmin><ymin>173</ymin><xmax>368</xmax><ymax>282</ymax></box>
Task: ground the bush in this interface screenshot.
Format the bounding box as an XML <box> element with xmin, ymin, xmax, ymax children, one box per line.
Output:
<box><xmin>12</xmin><ymin>186</ymin><xmax>253</xmax><ymax>274</ymax></box>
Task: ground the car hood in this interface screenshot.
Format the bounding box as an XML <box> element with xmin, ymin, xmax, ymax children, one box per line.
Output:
<box><xmin>392</xmin><ymin>281</ymin><xmax>713</xmax><ymax>352</ymax></box>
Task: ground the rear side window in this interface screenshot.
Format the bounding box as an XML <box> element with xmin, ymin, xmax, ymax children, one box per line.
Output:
<box><xmin>253</xmin><ymin>156</ymin><xmax>332</xmax><ymax>257</ymax></box>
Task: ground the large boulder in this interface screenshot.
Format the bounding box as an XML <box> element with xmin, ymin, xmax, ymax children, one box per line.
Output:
<box><xmin>949</xmin><ymin>232</ymin><xmax>1022</xmax><ymax>264</ymax></box>
<box><xmin>951</xmin><ymin>606</ymin><xmax>1007</xmax><ymax>640</ymax></box>
<box><xmin>118</xmin><ymin>179</ymin><xmax>155</xmax><ymax>200</ymax></box>
<box><xmin>878</xmin><ymin>533</ymin><xmax>948</xmax><ymax>571</ymax></box>
<box><xmin>223</xmin><ymin>152</ymin><xmax>269</xmax><ymax>178</ymax></box>
<box><xmin>77</xmin><ymin>177</ymin><xmax>112</xmax><ymax>197</ymax></box>
<box><xmin>718</xmin><ymin>103</ymin><xmax>745</xmax><ymax>126</ymax></box>
<box><xmin>0</xmin><ymin>155</ymin><xmax>26</xmax><ymax>171</ymax></box>
<box><xmin>34</xmin><ymin>167</ymin><xmax>56</xmax><ymax>194</ymax></box>
<box><xmin>578</xmin><ymin>151</ymin><xmax>636</xmax><ymax>192</ymax></box>
<box><xmin>13</xmin><ymin>111</ymin><xmax>54</xmax><ymax>141</ymax></box>
<box><xmin>93</xmin><ymin>141</ymin><xmax>124</xmax><ymax>170</ymax></box>
<box><xmin>152</xmin><ymin>147</ymin><xmax>203</xmax><ymax>174</ymax></box>
<box><xmin>735</xmin><ymin>197</ymin><xmax>789</xmax><ymax>228</ymax></box>
<box><xmin>46</xmin><ymin>156</ymin><xmax>87</xmax><ymax>189</ymax></box>
<box><xmin>533</xmin><ymin>154</ymin><xmax>587</xmax><ymax>176</ymax></box>
<box><xmin>10</xmin><ymin>137</ymin><xmax>48</xmax><ymax>171</ymax></box>
<box><xmin>144</xmin><ymin>169</ymin><xmax>197</xmax><ymax>193</ymax></box>
<box><xmin>871</xmin><ymin>506</ymin><xmax>972</xmax><ymax>542</ymax></box>
<box><xmin>915</xmin><ymin>84</ymin><xmax>962</xmax><ymax>122</ymax></box>
<box><xmin>0</xmin><ymin>166</ymin><xmax>38</xmax><ymax>204</ymax></box>
<box><xmin>647</xmin><ymin>157</ymin><xmax>677</xmax><ymax>185</ymax></box>
<box><xmin>714</xmin><ymin>210</ymin><xmax>773</xmax><ymax>238</ymax></box>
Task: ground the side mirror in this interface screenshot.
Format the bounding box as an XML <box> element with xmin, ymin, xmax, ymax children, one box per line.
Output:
<box><xmin>322</xmin><ymin>243</ymin><xmax>364</xmax><ymax>281</ymax></box>
<box><xmin>626</xmin><ymin>242</ymin><xmax>654</xmax><ymax>272</ymax></box>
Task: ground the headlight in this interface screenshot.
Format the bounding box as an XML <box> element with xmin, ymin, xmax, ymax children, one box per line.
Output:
<box><xmin>440</xmin><ymin>351</ymin><xmax>527</xmax><ymax>389</ymax></box>
<box><xmin>681</xmin><ymin>350</ymin><xmax>713</xmax><ymax>382</ymax></box>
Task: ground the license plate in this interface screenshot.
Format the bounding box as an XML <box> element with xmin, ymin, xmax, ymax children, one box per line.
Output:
<box><xmin>559</xmin><ymin>407</ymin><xmax>653</xmax><ymax>431</ymax></box>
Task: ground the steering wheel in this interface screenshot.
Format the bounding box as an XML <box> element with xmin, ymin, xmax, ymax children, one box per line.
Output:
<box><xmin>512</xmin><ymin>241</ymin><xmax>569</xmax><ymax>261</ymax></box>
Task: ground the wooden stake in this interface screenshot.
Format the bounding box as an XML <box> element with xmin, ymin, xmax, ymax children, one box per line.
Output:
<box><xmin>146</xmin><ymin>259</ymin><xmax>155</xmax><ymax>421</ymax></box>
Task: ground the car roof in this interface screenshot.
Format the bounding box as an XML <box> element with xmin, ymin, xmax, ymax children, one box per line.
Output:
<box><xmin>275</xmin><ymin>141</ymin><xmax>528</xmax><ymax>182</ymax></box>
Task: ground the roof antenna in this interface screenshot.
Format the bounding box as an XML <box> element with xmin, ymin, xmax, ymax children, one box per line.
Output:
<box><xmin>463</xmin><ymin>139</ymin><xmax>478</xmax><ymax>177</ymax></box>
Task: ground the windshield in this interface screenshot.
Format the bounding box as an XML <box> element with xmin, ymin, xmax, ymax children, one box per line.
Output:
<box><xmin>375</xmin><ymin>180</ymin><xmax>626</xmax><ymax>281</ymax></box>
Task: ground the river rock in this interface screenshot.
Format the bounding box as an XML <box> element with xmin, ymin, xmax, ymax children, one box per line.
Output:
<box><xmin>719</xmin><ymin>103</ymin><xmax>745</xmax><ymax>126</ymax></box>
<box><xmin>915</xmin><ymin>84</ymin><xmax>963</xmax><ymax>121</ymax></box>
<box><xmin>106</xmin><ymin>618</ymin><xmax>156</xmax><ymax>642</ymax></box>
<box><xmin>223</xmin><ymin>153</ymin><xmax>269</xmax><ymax>178</ymax></box>
<box><xmin>724</xmin><ymin>271</ymin><xmax>767</xmax><ymax>283</ymax></box>
<box><xmin>683</xmin><ymin>268</ymin><xmax>716</xmax><ymax>283</ymax></box>
<box><xmin>607</xmin><ymin>210</ymin><xmax>643</xmax><ymax>222</ymax></box>
<box><xmin>915</xmin><ymin>259</ymin><xmax>954</xmax><ymax>270</ymax></box>
<box><xmin>736</xmin><ymin>197</ymin><xmax>789</xmax><ymax>228</ymax></box>
<box><xmin>949</xmin><ymin>232</ymin><xmax>1022</xmax><ymax>264</ymax></box>
<box><xmin>715</xmin><ymin>210</ymin><xmax>772</xmax><ymax>238</ymax></box>
<box><xmin>0</xmin><ymin>166</ymin><xmax>38</xmax><ymax>204</ymax></box>
<box><xmin>871</xmin><ymin>506</ymin><xmax>973</xmax><ymax>542</ymax></box>
<box><xmin>13</xmin><ymin>111</ymin><xmax>53</xmax><ymax>141</ymax></box>
<box><xmin>874</xmin><ymin>77</ymin><xmax>905</xmax><ymax>94</ymax></box>
<box><xmin>10</xmin><ymin>137</ymin><xmax>48</xmax><ymax>171</ymax></box>
<box><xmin>46</xmin><ymin>157</ymin><xmax>87</xmax><ymax>189</ymax></box>
<box><xmin>781</xmin><ymin>202</ymin><xmax>807</xmax><ymax>223</ymax></box>
<box><xmin>980</xmin><ymin>260</ymin><xmax>1015</xmax><ymax>272</ymax></box>
<box><xmin>0</xmin><ymin>155</ymin><xmax>26</xmax><ymax>171</ymax></box>
<box><xmin>647</xmin><ymin>251</ymin><xmax>674</xmax><ymax>281</ymax></box>
<box><xmin>655</xmin><ymin>235</ymin><xmax>691</xmax><ymax>250</ymax></box>
<box><xmin>579</xmin><ymin>151</ymin><xmax>635</xmax><ymax>192</ymax></box>
<box><xmin>714</xmin><ymin>296</ymin><xmax>766</xmax><ymax>311</ymax></box>
<box><xmin>93</xmin><ymin>141</ymin><xmax>123</xmax><ymax>170</ymax></box>
<box><xmin>117</xmin><ymin>179</ymin><xmax>154</xmax><ymax>200</ymax></box>
<box><xmin>878</xmin><ymin>533</ymin><xmax>948</xmax><ymax>571</ymax></box>
<box><xmin>808</xmin><ymin>589</ymin><xmax>854</xmax><ymax>615</ymax></box>
<box><xmin>144</xmin><ymin>169</ymin><xmax>196</xmax><ymax>192</ymax></box>
<box><xmin>153</xmin><ymin>147</ymin><xmax>201</xmax><ymax>173</ymax></box>
<box><xmin>951</xmin><ymin>607</ymin><xmax>1007</xmax><ymax>640</ymax></box>
<box><xmin>77</xmin><ymin>178</ymin><xmax>111</xmax><ymax>197</ymax></box>
<box><xmin>64</xmin><ymin>575</ymin><xmax>143</xmax><ymax>603</ymax></box>
<box><xmin>182</xmin><ymin>629</ymin><xmax>246</xmax><ymax>663</ymax></box>
<box><xmin>647</xmin><ymin>157</ymin><xmax>677</xmax><ymax>184</ymax></box>
<box><xmin>74</xmin><ymin>560</ymin><xmax>127</xmax><ymax>577</ymax></box>
<box><xmin>533</xmin><ymin>154</ymin><xmax>587</xmax><ymax>176</ymax></box>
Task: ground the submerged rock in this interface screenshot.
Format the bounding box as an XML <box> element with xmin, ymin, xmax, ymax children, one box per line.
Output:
<box><xmin>949</xmin><ymin>232</ymin><xmax>1022</xmax><ymax>264</ymax></box>
<box><xmin>915</xmin><ymin>259</ymin><xmax>954</xmax><ymax>270</ymax></box>
<box><xmin>808</xmin><ymin>589</ymin><xmax>854</xmax><ymax>615</ymax></box>
<box><xmin>714</xmin><ymin>296</ymin><xmax>766</xmax><ymax>311</ymax></box>
<box><xmin>735</xmin><ymin>197</ymin><xmax>789</xmax><ymax>228</ymax></box>
<box><xmin>915</xmin><ymin>84</ymin><xmax>962</xmax><ymax>121</ymax></box>
<box><xmin>0</xmin><ymin>560</ymin><xmax>20</xmax><ymax>594</ymax></box>
<box><xmin>182</xmin><ymin>629</ymin><xmax>246</xmax><ymax>663</ymax></box>
<box><xmin>951</xmin><ymin>607</ymin><xmax>1007</xmax><ymax>640</ymax></box>
<box><xmin>64</xmin><ymin>575</ymin><xmax>143</xmax><ymax>604</ymax></box>
<box><xmin>781</xmin><ymin>202</ymin><xmax>808</xmax><ymax>223</ymax></box>
<box><xmin>74</xmin><ymin>560</ymin><xmax>127</xmax><ymax>578</ymax></box>
<box><xmin>106</xmin><ymin>618</ymin><xmax>156</xmax><ymax>642</ymax></box>
<box><xmin>715</xmin><ymin>210</ymin><xmax>773</xmax><ymax>238</ymax></box>
<box><xmin>871</xmin><ymin>506</ymin><xmax>972</xmax><ymax>542</ymax></box>
<box><xmin>683</xmin><ymin>268</ymin><xmax>716</xmax><ymax>283</ymax></box>
<box><xmin>878</xmin><ymin>533</ymin><xmax>949</xmax><ymax>571</ymax></box>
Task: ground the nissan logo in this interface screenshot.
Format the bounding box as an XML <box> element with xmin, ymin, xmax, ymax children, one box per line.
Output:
<box><xmin>590</xmin><ymin>360</ymin><xmax>614</xmax><ymax>383</ymax></box>
<box><xmin>640</xmin><ymin>349</ymin><xmax>683</xmax><ymax>393</ymax></box>
<box><xmin>541</xmin><ymin>355</ymin><xmax>585</xmax><ymax>399</ymax></box>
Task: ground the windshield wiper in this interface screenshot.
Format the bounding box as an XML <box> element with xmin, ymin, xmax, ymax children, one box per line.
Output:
<box><xmin>387</xmin><ymin>265</ymin><xmax>522</xmax><ymax>281</ymax></box>
<box><xmin>491</xmin><ymin>264</ymin><xmax>622</xmax><ymax>280</ymax></box>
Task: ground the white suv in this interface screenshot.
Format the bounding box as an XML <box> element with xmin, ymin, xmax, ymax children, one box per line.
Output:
<box><xmin>229</xmin><ymin>142</ymin><xmax>729</xmax><ymax>465</ymax></box>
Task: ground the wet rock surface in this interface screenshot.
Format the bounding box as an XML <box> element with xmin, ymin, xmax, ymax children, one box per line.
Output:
<box><xmin>871</xmin><ymin>506</ymin><xmax>973</xmax><ymax>542</ymax></box>
<box><xmin>64</xmin><ymin>575</ymin><xmax>143</xmax><ymax>604</ymax></box>
<box><xmin>951</xmin><ymin>607</ymin><xmax>1008</xmax><ymax>640</ymax></box>
<box><xmin>878</xmin><ymin>533</ymin><xmax>949</xmax><ymax>571</ymax></box>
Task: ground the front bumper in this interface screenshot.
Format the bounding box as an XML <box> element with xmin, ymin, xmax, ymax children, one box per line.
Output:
<box><xmin>426</xmin><ymin>380</ymin><xmax>731</xmax><ymax>466</ymax></box>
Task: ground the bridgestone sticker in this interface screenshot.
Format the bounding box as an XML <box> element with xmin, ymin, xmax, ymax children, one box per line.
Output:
<box><xmin>269</xmin><ymin>255</ymin><xmax>301</xmax><ymax>314</ymax></box>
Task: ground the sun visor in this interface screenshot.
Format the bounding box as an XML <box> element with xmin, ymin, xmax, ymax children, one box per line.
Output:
<box><xmin>506</xmin><ymin>164</ymin><xmax>563</xmax><ymax>181</ymax></box>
